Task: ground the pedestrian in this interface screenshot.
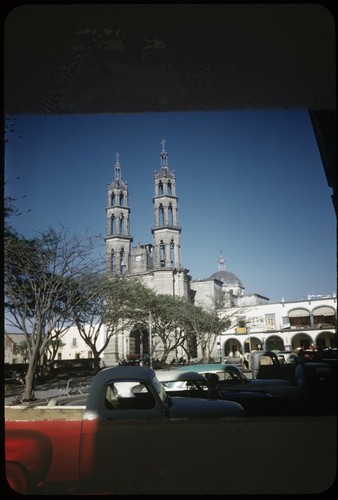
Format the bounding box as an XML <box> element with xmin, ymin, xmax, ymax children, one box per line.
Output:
<box><xmin>206</xmin><ymin>373</ymin><xmax>221</xmax><ymax>399</ymax></box>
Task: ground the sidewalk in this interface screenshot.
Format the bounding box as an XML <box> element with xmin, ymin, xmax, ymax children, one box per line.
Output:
<box><xmin>5</xmin><ymin>376</ymin><xmax>93</xmax><ymax>405</ymax></box>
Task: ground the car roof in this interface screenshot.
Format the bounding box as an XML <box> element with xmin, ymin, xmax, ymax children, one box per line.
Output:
<box><xmin>155</xmin><ymin>370</ymin><xmax>207</xmax><ymax>382</ymax></box>
<box><xmin>95</xmin><ymin>365</ymin><xmax>156</xmax><ymax>385</ymax></box>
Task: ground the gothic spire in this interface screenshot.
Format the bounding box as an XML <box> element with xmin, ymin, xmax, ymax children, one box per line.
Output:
<box><xmin>160</xmin><ymin>138</ymin><xmax>168</xmax><ymax>168</ymax></box>
<box><xmin>115</xmin><ymin>152</ymin><xmax>121</xmax><ymax>179</ymax></box>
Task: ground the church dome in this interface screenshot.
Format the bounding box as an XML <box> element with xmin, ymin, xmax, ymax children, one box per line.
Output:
<box><xmin>210</xmin><ymin>255</ymin><xmax>244</xmax><ymax>297</ymax></box>
<box><xmin>209</xmin><ymin>270</ymin><xmax>243</xmax><ymax>288</ymax></box>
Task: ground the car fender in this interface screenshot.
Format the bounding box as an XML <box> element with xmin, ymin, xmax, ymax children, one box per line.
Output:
<box><xmin>5</xmin><ymin>429</ymin><xmax>53</xmax><ymax>492</ymax></box>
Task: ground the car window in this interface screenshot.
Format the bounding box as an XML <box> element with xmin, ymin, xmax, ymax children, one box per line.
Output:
<box><xmin>202</xmin><ymin>371</ymin><xmax>241</xmax><ymax>383</ymax></box>
<box><xmin>221</xmin><ymin>371</ymin><xmax>244</xmax><ymax>383</ymax></box>
<box><xmin>201</xmin><ymin>370</ymin><xmax>245</xmax><ymax>383</ymax></box>
<box><xmin>105</xmin><ymin>381</ymin><xmax>156</xmax><ymax>410</ymax></box>
<box><xmin>259</xmin><ymin>356</ymin><xmax>274</xmax><ymax>365</ymax></box>
<box><xmin>151</xmin><ymin>375</ymin><xmax>168</xmax><ymax>404</ymax></box>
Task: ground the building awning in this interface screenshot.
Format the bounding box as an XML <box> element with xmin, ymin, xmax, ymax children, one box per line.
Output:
<box><xmin>313</xmin><ymin>306</ymin><xmax>335</xmax><ymax>316</ymax></box>
<box><xmin>288</xmin><ymin>309</ymin><xmax>310</xmax><ymax>318</ymax></box>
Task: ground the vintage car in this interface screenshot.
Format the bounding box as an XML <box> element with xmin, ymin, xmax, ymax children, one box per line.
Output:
<box><xmin>249</xmin><ymin>351</ymin><xmax>337</xmax><ymax>415</ymax></box>
<box><xmin>50</xmin><ymin>366</ymin><xmax>245</xmax><ymax>418</ymax></box>
<box><xmin>173</xmin><ymin>363</ymin><xmax>305</xmax><ymax>413</ymax></box>
<box><xmin>6</xmin><ymin>366</ymin><xmax>245</xmax><ymax>494</ymax></box>
<box><xmin>250</xmin><ymin>350</ymin><xmax>295</xmax><ymax>379</ymax></box>
<box><xmin>156</xmin><ymin>370</ymin><xmax>292</xmax><ymax>416</ymax></box>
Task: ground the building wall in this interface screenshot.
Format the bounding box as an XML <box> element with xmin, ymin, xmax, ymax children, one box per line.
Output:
<box><xmin>190</xmin><ymin>279</ymin><xmax>223</xmax><ymax>309</ymax></box>
<box><xmin>218</xmin><ymin>295</ymin><xmax>337</xmax><ymax>357</ymax></box>
<box><xmin>4</xmin><ymin>334</ymin><xmax>27</xmax><ymax>364</ymax></box>
<box><xmin>54</xmin><ymin>325</ymin><xmax>106</xmax><ymax>361</ymax></box>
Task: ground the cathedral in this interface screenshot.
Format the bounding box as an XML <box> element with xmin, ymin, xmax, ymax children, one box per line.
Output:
<box><xmin>102</xmin><ymin>141</ymin><xmax>265</xmax><ymax>364</ymax></box>
<box><xmin>105</xmin><ymin>141</ymin><xmax>191</xmax><ymax>299</ymax></box>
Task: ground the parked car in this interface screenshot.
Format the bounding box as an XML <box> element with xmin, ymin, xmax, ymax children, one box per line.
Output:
<box><xmin>6</xmin><ymin>366</ymin><xmax>245</xmax><ymax>494</ymax></box>
<box><xmin>156</xmin><ymin>370</ymin><xmax>292</xmax><ymax>416</ymax></box>
<box><xmin>301</xmin><ymin>361</ymin><xmax>337</xmax><ymax>415</ymax></box>
<box><xmin>249</xmin><ymin>351</ymin><xmax>282</xmax><ymax>379</ymax></box>
<box><xmin>249</xmin><ymin>351</ymin><xmax>337</xmax><ymax>414</ymax></box>
<box><xmin>173</xmin><ymin>363</ymin><xmax>305</xmax><ymax>414</ymax></box>
<box><xmin>274</xmin><ymin>351</ymin><xmax>298</xmax><ymax>364</ymax></box>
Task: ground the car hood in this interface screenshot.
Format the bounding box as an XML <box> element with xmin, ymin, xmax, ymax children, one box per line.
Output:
<box><xmin>168</xmin><ymin>396</ymin><xmax>244</xmax><ymax>418</ymax></box>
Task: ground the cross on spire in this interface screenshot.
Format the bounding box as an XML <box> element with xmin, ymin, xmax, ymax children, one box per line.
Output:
<box><xmin>114</xmin><ymin>152</ymin><xmax>121</xmax><ymax>179</ymax></box>
<box><xmin>160</xmin><ymin>138</ymin><xmax>168</xmax><ymax>167</ymax></box>
<box><xmin>218</xmin><ymin>252</ymin><xmax>225</xmax><ymax>271</ymax></box>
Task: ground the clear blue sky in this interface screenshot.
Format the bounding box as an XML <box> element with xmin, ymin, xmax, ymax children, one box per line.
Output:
<box><xmin>5</xmin><ymin>110</ymin><xmax>336</xmax><ymax>303</ymax></box>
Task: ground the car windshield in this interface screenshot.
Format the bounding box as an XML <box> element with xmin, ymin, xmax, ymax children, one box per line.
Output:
<box><xmin>152</xmin><ymin>374</ymin><xmax>168</xmax><ymax>404</ymax></box>
<box><xmin>201</xmin><ymin>369</ymin><xmax>248</xmax><ymax>384</ymax></box>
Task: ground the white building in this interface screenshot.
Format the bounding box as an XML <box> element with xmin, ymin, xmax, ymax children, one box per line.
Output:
<box><xmin>218</xmin><ymin>295</ymin><xmax>336</xmax><ymax>358</ymax></box>
<box><xmin>53</xmin><ymin>325</ymin><xmax>106</xmax><ymax>362</ymax></box>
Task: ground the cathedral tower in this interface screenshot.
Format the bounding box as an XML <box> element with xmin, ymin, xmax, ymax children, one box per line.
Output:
<box><xmin>105</xmin><ymin>153</ymin><xmax>133</xmax><ymax>275</ymax></box>
<box><xmin>152</xmin><ymin>139</ymin><xmax>181</xmax><ymax>270</ymax></box>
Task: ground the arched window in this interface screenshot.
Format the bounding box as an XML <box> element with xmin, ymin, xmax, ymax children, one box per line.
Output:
<box><xmin>312</xmin><ymin>306</ymin><xmax>336</xmax><ymax>327</ymax></box>
<box><xmin>158</xmin><ymin>181</ymin><xmax>163</xmax><ymax>195</ymax></box>
<box><xmin>168</xmin><ymin>203</ymin><xmax>173</xmax><ymax>225</ymax></box>
<box><xmin>168</xmin><ymin>180</ymin><xmax>172</xmax><ymax>195</ymax></box>
<box><xmin>120</xmin><ymin>248</ymin><xmax>126</xmax><ymax>274</ymax></box>
<box><xmin>120</xmin><ymin>213</ymin><xmax>125</xmax><ymax>235</ymax></box>
<box><xmin>111</xmin><ymin>250</ymin><xmax>115</xmax><ymax>273</ymax></box>
<box><xmin>170</xmin><ymin>240</ymin><xmax>175</xmax><ymax>267</ymax></box>
<box><xmin>119</xmin><ymin>191</ymin><xmax>124</xmax><ymax>206</ymax></box>
<box><xmin>111</xmin><ymin>215</ymin><xmax>115</xmax><ymax>235</ymax></box>
<box><xmin>288</xmin><ymin>309</ymin><xmax>311</xmax><ymax>328</ymax></box>
<box><xmin>111</xmin><ymin>193</ymin><xmax>115</xmax><ymax>206</ymax></box>
<box><xmin>159</xmin><ymin>205</ymin><xmax>164</xmax><ymax>226</ymax></box>
<box><xmin>160</xmin><ymin>242</ymin><xmax>165</xmax><ymax>268</ymax></box>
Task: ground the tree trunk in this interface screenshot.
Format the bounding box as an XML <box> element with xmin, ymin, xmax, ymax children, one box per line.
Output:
<box><xmin>23</xmin><ymin>360</ymin><xmax>38</xmax><ymax>401</ymax></box>
<box><xmin>93</xmin><ymin>353</ymin><xmax>101</xmax><ymax>370</ymax></box>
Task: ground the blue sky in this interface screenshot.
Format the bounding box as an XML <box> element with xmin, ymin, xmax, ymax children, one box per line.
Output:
<box><xmin>5</xmin><ymin>110</ymin><xmax>336</xmax><ymax>303</ymax></box>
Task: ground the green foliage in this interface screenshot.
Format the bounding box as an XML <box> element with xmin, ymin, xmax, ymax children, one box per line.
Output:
<box><xmin>4</xmin><ymin>226</ymin><xmax>102</xmax><ymax>399</ymax></box>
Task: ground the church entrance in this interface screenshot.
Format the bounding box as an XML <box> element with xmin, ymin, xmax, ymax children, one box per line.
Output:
<box><xmin>129</xmin><ymin>326</ymin><xmax>150</xmax><ymax>364</ymax></box>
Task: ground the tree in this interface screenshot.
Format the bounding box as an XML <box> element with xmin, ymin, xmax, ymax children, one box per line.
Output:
<box><xmin>145</xmin><ymin>294</ymin><xmax>187</xmax><ymax>363</ymax></box>
<box><xmin>70</xmin><ymin>274</ymin><xmax>148</xmax><ymax>369</ymax></box>
<box><xmin>4</xmin><ymin>226</ymin><xmax>103</xmax><ymax>400</ymax></box>
<box><xmin>177</xmin><ymin>298</ymin><xmax>230</xmax><ymax>362</ymax></box>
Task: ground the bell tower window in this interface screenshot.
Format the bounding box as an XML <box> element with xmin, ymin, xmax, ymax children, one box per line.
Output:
<box><xmin>159</xmin><ymin>204</ymin><xmax>164</xmax><ymax>226</ymax></box>
<box><xmin>168</xmin><ymin>180</ymin><xmax>172</xmax><ymax>195</ymax></box>
<box><xmin>170</xmin><ymin>240</ymin><xmax>175</xmax><ymax>267</ymax></box>
<box><xmin>158</xmin><ymin>181</ymin><xmax>163</xmax><ymax>195</ymax></box>
<box><xmin>111</xmin><ymin>215</ymin><xmax>115</xmax><ymax>235</ymax></box>
<box><xmin>160</xmin><ymin>241</ymin><xmax>165</xmax><ymax>268</ymax></box>
<box><xmin>111</xmin><ymin>250</ymin><xmax>115</xmax><ymax>273</ymax></box>
<box><xmin>119</xmin><ymin>213</ymin><xmax>125</xmax><ymax>235</ymax></box>
<box><xmin>120</xmin><ymin>248</ymin><xmax>126</xmax><ymax>274</ymax></box>
<box><xmin>119</xmin><ymin>191</ymin><xmax>124</xmax><ymax>206</ymax></box>
<box><xmin>168</xmin><ymin>203</ymin><xmax>173</xmax><ymax>225</ymax></box>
